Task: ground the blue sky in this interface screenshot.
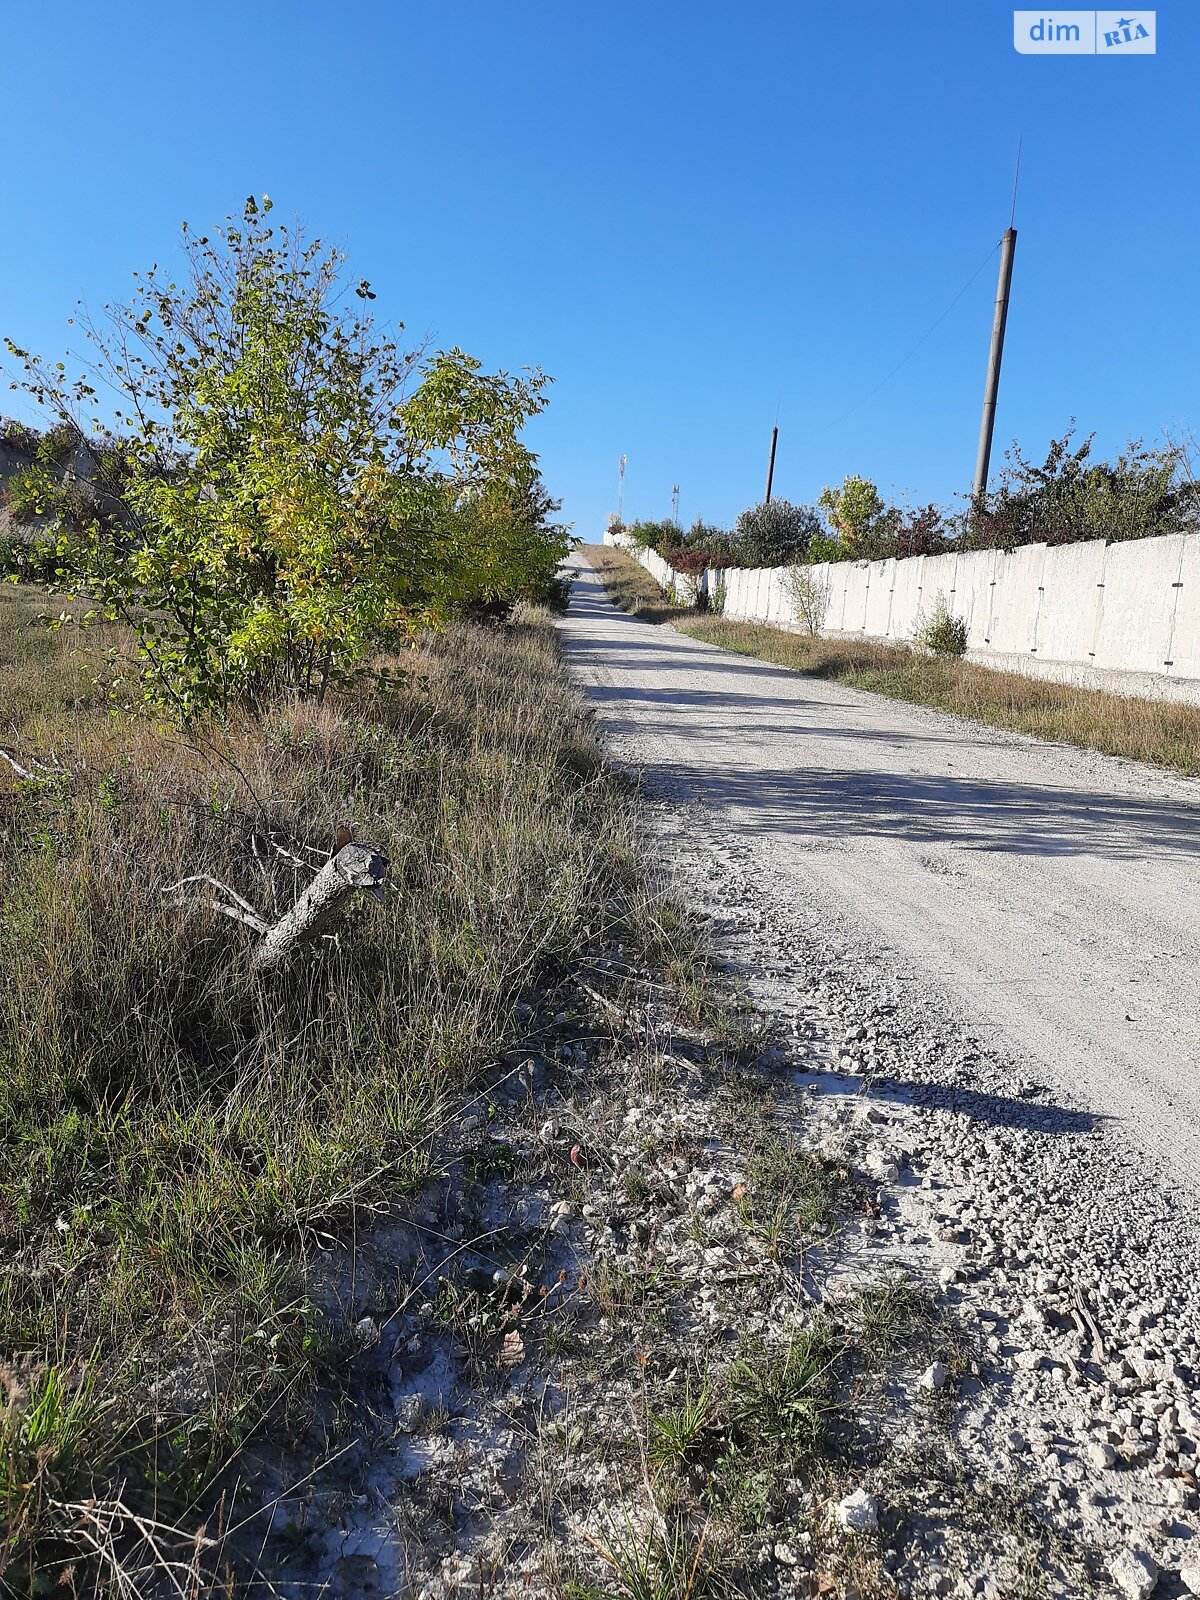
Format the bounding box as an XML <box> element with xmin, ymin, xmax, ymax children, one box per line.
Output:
<box><xmin>1</xmin><ymin>1</ymin><xmax>1195</xmax><ymax>537</ymax></box>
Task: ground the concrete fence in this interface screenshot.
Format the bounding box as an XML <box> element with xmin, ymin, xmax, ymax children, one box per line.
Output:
<box><xmin>601</xmin><ymin>529</ymin><xmax>1200</xmax><ymax>704</ymax></box>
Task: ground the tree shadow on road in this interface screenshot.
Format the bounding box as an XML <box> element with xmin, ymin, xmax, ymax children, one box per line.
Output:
<box><xmin>799</xmin><ymin>1065</ymin><xmax>1105</xmax><ymax>1136</ymax></box>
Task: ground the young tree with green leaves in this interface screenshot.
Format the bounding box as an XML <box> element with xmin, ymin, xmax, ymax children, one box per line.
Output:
<box><xmin>6</xmin><ymin>197</ymin><xmax>565</xmax><ymax>719</ymax></box>
<box><xmin>816</xmin><ymin>474</ymin><xmax>886</xmax><ymax>556</ymax></box>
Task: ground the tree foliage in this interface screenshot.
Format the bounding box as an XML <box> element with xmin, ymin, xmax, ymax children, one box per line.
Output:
<box><xmin>6</xmin><ymin>197</ymin><xmax>565</xmax><ymax>718</ymax></box>
<box><xmin>967</xmin><ymin>429</ymin><xmax>1200</xmax><ymax>551</ymax></box>
<box><xmin>816</xmin><ymin>475</ymin><xmax>887</xmax><ymax>556</ymax></box>
<box><xmin>731</xmin><ymin>498</ymin><xmax>823</xmax><ymax>567</ymax></box>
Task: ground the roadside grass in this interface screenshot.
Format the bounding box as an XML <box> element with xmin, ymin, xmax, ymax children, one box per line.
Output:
<box><xmin>582</xmin><ymin>543</ymin><xmax>1200</xmax><ymax>777</ymax></box>
<box><xmin>735</xmin><ymin>1133</ymin><xmax>849</xmax><ymax>1257</ymax></box>
<box><xmin>0</xmin><ymin>584</ymin><xmax>643</xmax><ymax>1588</ymax></box>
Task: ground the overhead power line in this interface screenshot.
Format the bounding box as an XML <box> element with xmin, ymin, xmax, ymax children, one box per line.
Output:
<box><xmin>800</xmin><ymin>240</ymin><xmax>1003</xmax><ymax>440</ymax></box>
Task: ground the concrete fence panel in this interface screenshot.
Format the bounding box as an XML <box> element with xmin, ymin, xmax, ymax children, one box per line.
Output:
<box><xmin>1092</xmin><ymin>535</ymin><xmax>1187</xmax><ymax>676</ymax></box>
<box><xmin>1032</xmin><ymin>539</ymin><xmax>1108</xmax><ymax>663</ymax></box>
<box><xmin>1166</xmin><ymin>537</ymin><xmax>1200</xmax><ymax>680</ymax></box>
<box><xmin>887</xmin><ymin>556</ymin><xmax>926</xmax><ymax>641</ymax></box>
<box><xmin>768</xmin><ymin>567</ymin><xmax>790</xmax><ymax>625</ymax></box>
<box><xmin>918</xmin><ymin>552</ymin><xmax>960</xmax><ymax>626</ymax></box>
<box><xmin>841</xmin><ymin>563</ymin><xmax>870</xmax><ymax>632</ymax></box>
<box><xmin>863</xmin><ymin>558</ymin><xmax>897</xmax><ymax>637</ymax></box>
<box><xmin>951</xmin><ymin>550</ymin><xmax>999</xmax><ymax>648</ymax></box>
<box><xmin>987</xmin><ymin>544</ymin><xmax>1047</xmax><ymax>655</ymax></box>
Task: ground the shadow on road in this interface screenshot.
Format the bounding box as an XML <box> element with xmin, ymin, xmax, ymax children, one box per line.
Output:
<box><xmin>803</xmin><ymin>1066</ymin><xmax>1105</xmax><ymax>1136</ymax></box>
<box><xmin>562</xmin><ymin>575</ymin><xmax>1200</xmax><ymax>864</ymax></box>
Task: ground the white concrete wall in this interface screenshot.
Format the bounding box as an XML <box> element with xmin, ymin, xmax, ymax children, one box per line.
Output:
<box><xmin>601</xmin><ymin>528</ymin><xmax>1200</xmax><ymax>704</ymax></box>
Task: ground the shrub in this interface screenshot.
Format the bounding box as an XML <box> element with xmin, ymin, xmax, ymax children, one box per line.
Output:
<box><xmin>666</xmin><ymin>547</ymin><xmax>712</xmax><ymax>577</ymax></box>
<box><xmin>683</xmin><ymin>517</ymin><xmax>734</xmax><ymax>552</ymax></box>
<box><xmin>783</xmin><ymin>565</ymin><xmax>831</xmax><ymax>636</ymax></box>
<box><xmin>967</xmin><ymin>429</ymin><xmax>1200</xmax><ymax>551</ymax></box>
<box><xmin>805</xmin><ymin>532</ymin><xmax>844</xmax><ymax>564</ymax></box>
<box><xmin>625</xmin><ymin>519</ymin><xmax>679</xmax><ymax>555</ymax></box>
<box><xmin>915</xmin><ymin>594</ymin><xmax>968</xmax><ymax>656</ymax></box>
<box><xmin>732</xmin><ymin>498</ymin><xmax>823</xmax><ymax>568</ymax></box>
<box><xmin>885</xmin><ymin>502</ymin><xmax>952</xmax><ymax>559</ymax></box>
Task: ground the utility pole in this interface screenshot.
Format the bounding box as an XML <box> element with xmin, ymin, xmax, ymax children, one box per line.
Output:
<box><xmin>972</xmin><ymin>228</ymin><xmax>1017</xmax><ymax>502</ymax></box>
<box><xmin>617</xmin><ymin>454</ymin><xmax>627</xmax><ymax>523</ymax></box>
<box><xmin>764</xmin><ymin>425</ymin><xmax>779</xmax><ymax>504</ymax></box>
<box><xmin>671</xmin><ymin>483</ymin><xmax>680</xmax><ymax>526</ymax></box>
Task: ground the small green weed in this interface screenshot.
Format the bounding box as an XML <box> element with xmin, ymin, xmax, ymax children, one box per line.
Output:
<box><xmin>737</xmin><ymin>1134</ymin><xmax>847</xmax><ymax>1254</ymax></box>
<box><xmin>647</xmin><ymin>1376</ymin><xmax>716</xmax><ymax>1472</ymax></box>
<box><xmin>726</xmin><ymin>1322</ymin><xmax>840</xmax><ymax>1466</ymax></box>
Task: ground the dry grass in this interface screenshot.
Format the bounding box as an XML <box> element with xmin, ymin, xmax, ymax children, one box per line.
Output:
<box><xmin>0</xmin><ymin>584</ymin><xmax>641</xmax><ymax>1589</ymax></box>
<box><xmin>582</xmin><ymin>544</ymin><xmax>1200</xmax><ymax>777</ymax></box>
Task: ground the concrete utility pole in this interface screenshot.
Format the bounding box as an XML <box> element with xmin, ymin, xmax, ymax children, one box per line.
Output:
<box><xmin>764</xmin><ymin>425</ymin><xmax>779</xmax><ymax>504</ymax></box>
<box><xmin>972</xmin><ymin>227</ymin><xmax>1017</xmax><ymax>503</ymax></box>
<box><xmin>671</xmin><ymin>483</ymin><xmax>680</xmax><ymax>525</ymax></box>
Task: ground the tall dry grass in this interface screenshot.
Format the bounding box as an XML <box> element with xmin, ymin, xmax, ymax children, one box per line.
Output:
<box><xmin>0</xmin><ymin>587</ymin><xmax>637</xmax><ymax>1588</ymax></box>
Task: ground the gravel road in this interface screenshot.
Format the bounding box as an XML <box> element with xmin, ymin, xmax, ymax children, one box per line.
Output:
<box><xmin>560</xmin><ymin>553</ymin><xmax>1200</xmax><ymax>1196</ymax></box>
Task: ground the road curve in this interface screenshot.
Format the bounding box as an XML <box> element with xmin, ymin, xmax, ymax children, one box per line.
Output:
<box><xmin>559</xmin><ymin>552</ymin><xmax>1200</xmax><ymax>1194</ymax></box>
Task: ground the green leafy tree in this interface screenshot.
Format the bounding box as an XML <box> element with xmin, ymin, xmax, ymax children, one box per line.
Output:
<box><xmin>816</xmin><ymin>475</ymin><xmax>886</xmax><ymax>556</ymax></box>
<box><xmin>732</xmin><ymin>498</ymin><xmax>822</xmax><ymax>567</ymax></box>
<box><xmin>967</xmin><ymin>429</ymin><xmax>1200</xmax><ymax>551</ymax></box>
<box><xmin>6</xmin><ymin>197</ymin><xmax>562</xmax><ymax>718</ymax></box>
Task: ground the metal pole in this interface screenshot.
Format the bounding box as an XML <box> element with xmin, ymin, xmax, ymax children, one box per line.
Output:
<box><xmin>765</xmin><ymin>425</ymin><xmax>779</xmax><ymax>503</ymax></box>
<box><xmin>972</xmin><ymin>228</ymin><xmax>1017</xmax><ymax>503</ymax></box>
<box><xmin>617</xmin><ymin>454</ymin><xmax>626</xmax><ymax>523</ymax></box>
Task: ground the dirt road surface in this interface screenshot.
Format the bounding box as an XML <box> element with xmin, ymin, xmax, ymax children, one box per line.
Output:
<box><xmin>560</xmin><ymin>553</ymin><xmax>1200</xmax><ymax>1195</ymax></box>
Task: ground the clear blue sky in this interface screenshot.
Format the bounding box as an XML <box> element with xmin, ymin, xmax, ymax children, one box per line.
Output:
<box><xmin>1</xmin><ymin>1</ymin><xmax>1195</xmax><ymax>538</ymax></box>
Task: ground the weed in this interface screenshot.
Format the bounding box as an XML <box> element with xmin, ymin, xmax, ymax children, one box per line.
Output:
<box><xmin>914</xmin><ymin>594</ymin><xmax>969</xmax><ymax>657</ymax></box>
<box><xmin>737</xmin><ymin>1134</ymin><xmax>847</xmax><ymax>1254</ymax></box>
<box><xmin>647</xmin><ymin>1376</ymin><xmax>716</xmax><ymax>1472</ymax></box>
<box><xmin>726</xmin><ymin>1322</ymin><xmax>841</xmax><ymax>1466</ymax></box>
<box><xmin>586</xmin><ymin>1507</ymin><xmax>715</xmax><ymax>1600</ymax></box>
<box><xmin>848</xmin><ymin>1275</ymin><xmax>939</xmax><ymax>1365</ymax></box>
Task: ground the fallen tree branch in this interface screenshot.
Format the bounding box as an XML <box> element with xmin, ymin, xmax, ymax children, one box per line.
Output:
<box><xmin>162</xmin><ymin>874</ymin><xmax>272</xmax><ymax>934</ymax></box>
<box><xmin>0</xmin><ymin>746</ymin><xmax>71</xmax><ymax>782</ymax></box>
<box><xmin>251</xmin><ymin>842</ymin><xmax>388</xmax><ymax>973</ymax></box>
<box><xmin>163</xmin><ymin>844</ymin><xmax>388</xmax><ymax>971</ymax></box>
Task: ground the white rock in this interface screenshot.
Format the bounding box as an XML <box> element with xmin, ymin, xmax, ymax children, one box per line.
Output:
<box><xmin>1178</xmin><ymin>1564</ymin><xmax>1200</xmax><ymax>1597</ymax></box>
<box><xmin>1109</xmin><ymin>1548</ymin><xmax>1158</xmax><ymax>1600</ymax></box>
<box><xmin>835</xmin><ymin>1488</ymin><xmax>879</xmax><ymax>1532</ymax></box>
<box><xmin>919</xmin><ymin>1361</ymin><xmax>947</xmax><ymax>1391</ymax></box>
<box><xmin>1087</xmin><ymin>1441</ymin><xmax>1117</xmax><ymax>1469</ymax></box>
